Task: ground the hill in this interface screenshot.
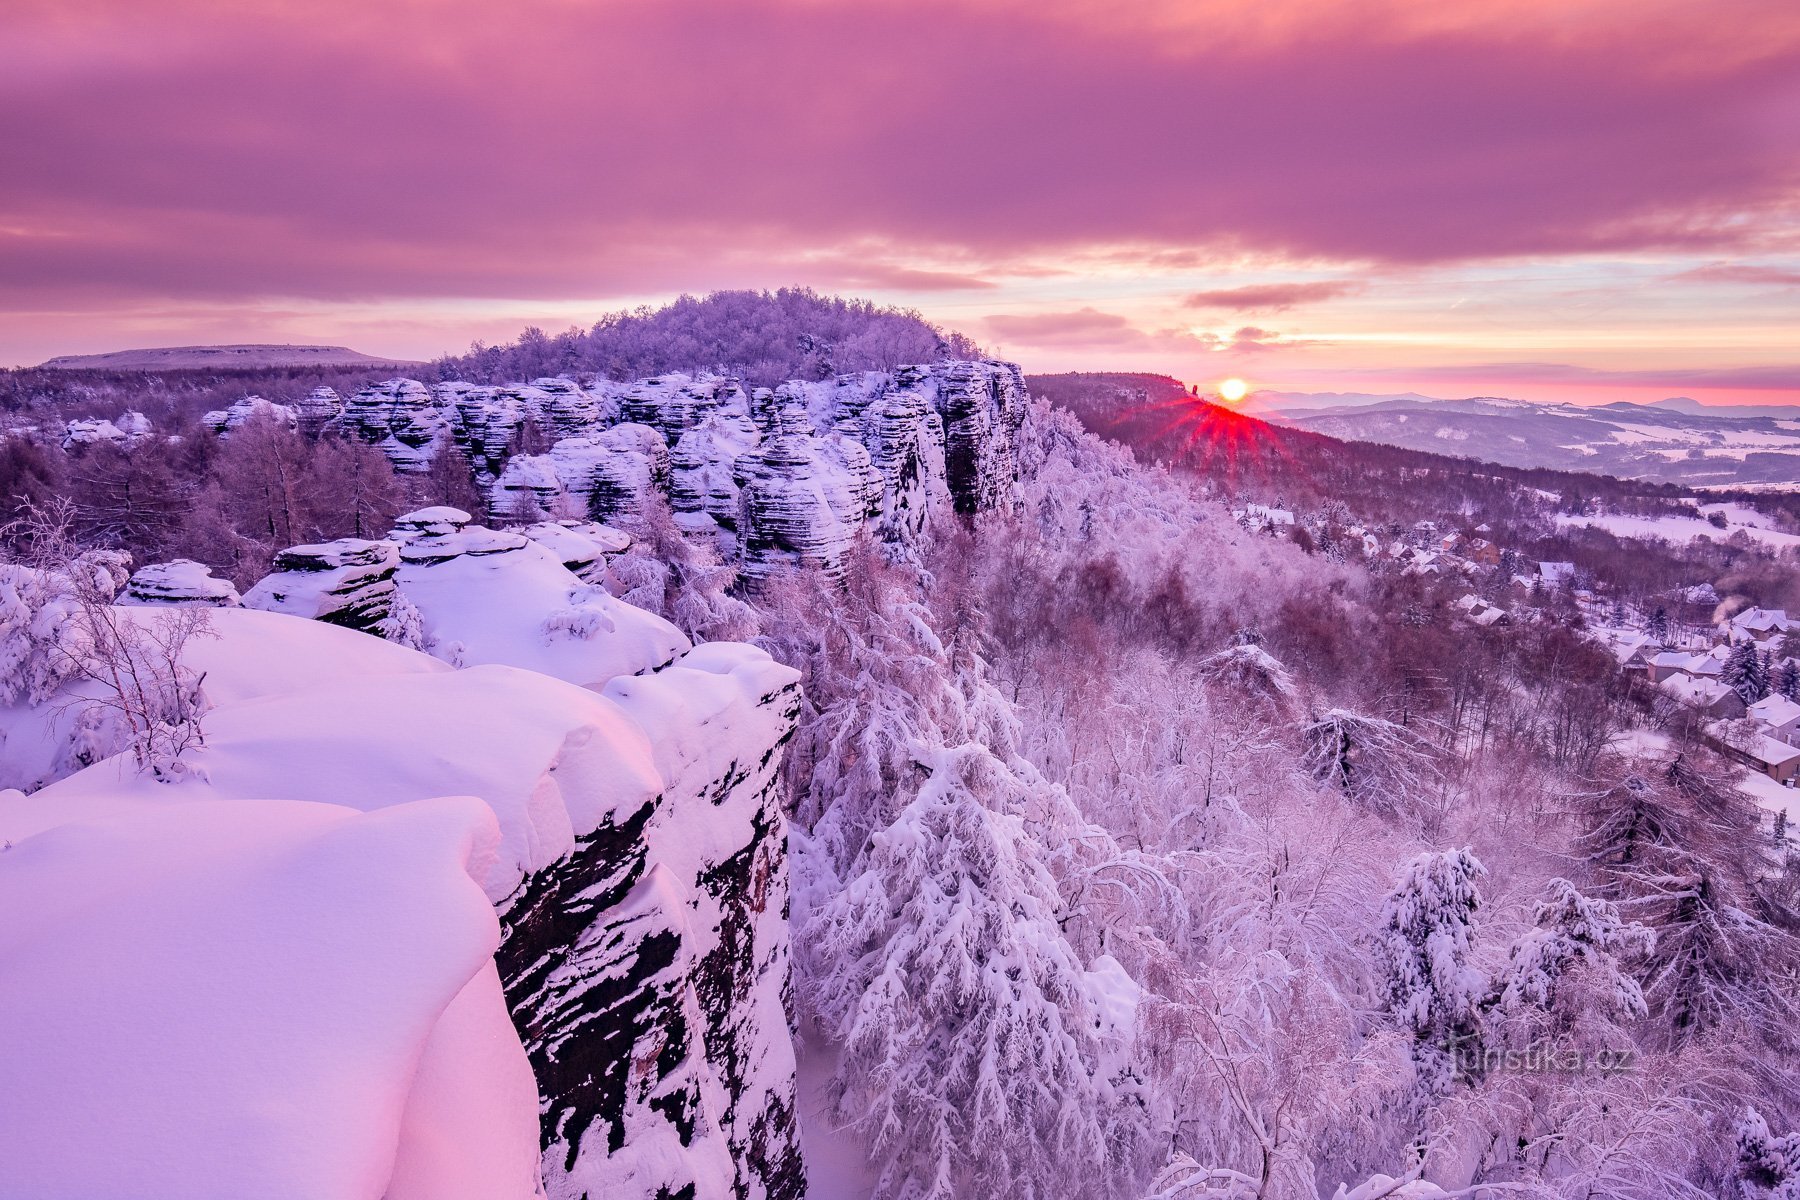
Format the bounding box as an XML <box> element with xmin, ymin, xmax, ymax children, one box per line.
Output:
<box><xmin>38</xmin><ymin>344</ymin><xmax>423</xmax><ymax>371</ymax></box>
<box><xmin>1271</xmin><ymin>393</ymin><xmax>1800</xmax><ymax>487</ymax></box>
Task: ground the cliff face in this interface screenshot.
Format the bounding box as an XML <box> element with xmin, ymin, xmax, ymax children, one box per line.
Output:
<box><xmin>2</xmin><ymin>604</ymin><xmax>804</xmax><ymax>1200</ymax></box>
<box><xmin>501</xmin><ymin>646</ymin><xmax>804</xmax><ymax>1200</ymax></box>
<box><xmin>223</xmin><ymin>510</ymin><xmax>803</xmax><ymax>1198</ymax></box>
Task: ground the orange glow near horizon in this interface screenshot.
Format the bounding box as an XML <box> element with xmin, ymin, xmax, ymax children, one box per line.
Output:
<box><xmin>1218</xmin><ymin>377</ymin><xmax>1249</xmax><ymax>403</ymax></box>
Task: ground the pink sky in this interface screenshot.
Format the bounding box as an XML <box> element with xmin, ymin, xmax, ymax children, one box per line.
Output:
<box><xmin>4</xmin><ymin>0</ymin><xmax>1799</xmax><ymax>404</ymax></box>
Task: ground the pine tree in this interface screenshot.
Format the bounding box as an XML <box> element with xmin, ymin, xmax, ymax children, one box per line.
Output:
<box><xmin>808</xmin><ymin>743</ymin><xmax>1125</xmax><ymax>1200</ymax></box>
<box><xmin>1573</xmin><ymin>762</ymin><xmax>1800</xmax><ymax>1045</ymax></box>
<box><xmin>1735</xmin><ymin>1107</ymin><xmax>1800</xmax><ymax>1199</ymax></box>
<box><xmin>1780</xmin><ymin>661</ymin><xmax>1800</xmax><ymax>702</ymax></box>
<box><xmin>1647</xmin><ymin>606</ymin><xmax>1671</xmax><ymax>648</ymax></box>
<box><xmin>1374</xmin><ymin>848</ymin><xmax>1488</xmax><ymax>1091</ymax></box>
<box><xmin>1725</xmin><ymin>641</ymin><xmax>1768</xmax><ymax>705</ymax></box>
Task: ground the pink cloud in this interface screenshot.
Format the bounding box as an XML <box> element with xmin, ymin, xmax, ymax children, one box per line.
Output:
<box><xmin>1185</xmin><ymin>281</ymin><xmax>1363</xmax><ymax>311</ymax></box>
<box><xmin>1</xmin><ymin>0</ymin><xmax>1797</xmax><ymax>316</ymax></box>
<box><xmin>1675</xmin><ymin>262</ymin><xmax>1800</xmax><ymax>286</ymax></box>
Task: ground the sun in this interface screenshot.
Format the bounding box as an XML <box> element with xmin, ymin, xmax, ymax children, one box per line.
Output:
<box><xmin>1218</xmin><ymin>377</ymin><xmax>1249</xmax><ymax>403</ymax></box>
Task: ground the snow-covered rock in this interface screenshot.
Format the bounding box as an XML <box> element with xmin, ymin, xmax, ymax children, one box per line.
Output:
<box><xmin>619</xmin><ymin>372</ymin><xmax>749</xmax><ymax>446</ymax></box>
<box><xmin>671</xmin><ymin>412</ymin><xmax>763</xmax><ymax>535</ymax></box>
<box><xmin>121</xmin><ymin>559</ymin><xmax>242</xmax><ymax>607</ymax></box>
<box><xmin>292</xmin><ymin>385</ymin><xmax>343</xmax><ymax>437</ymax></box>
<box><xmin>5</xmin><ymin>621</ymin><xmax>805</xmax><ymax>1200</ymax></box>
<box><xmin>202</xmin><ymin>393</ymin><xmax>299</xmax><ymax>436</ymax></box>
<box><xmin>62</xmin><ymin>417</ymin><xmax>126</xmax><ymax>449</ymax></box>
<box><xmin>732</xmin><ymin>412</ymin><xmax>881</xmax><ymax>585</ymax></box>
<box><xmin>0</xmin><ymin>794</ymin><xmax>544</xmax><ymax>1200</ymax></box>
<box><xmin>391</xmin><ymin>516</ymin><xmax>688</xmax><ymax>684</ymax></box>
<box><xmin>925</xmin><ymin>359</ymin><xmax>1027</xmax><ymax>514</ymax></box>
<box><xmin>488</xmin><ymin>453</ymin><xmax>564</xmax><ymax>523</ymax></box>
<box><xmin>546</xmin><ymin>423</ymin><xmax>671</xmax><ymax>523</ymax></box>
<box><xmin>242</xmin><ymin>537</ymin><xmax>414</xmax><ymax>639</ymax></box>
<box><xmin>63</xmin><ymin>411</ymin><xmax>154</xmax><ymax>450</ymax></box>
<box><xmin>855</xmin><ymin>383</ymin><xmax>950</xmax><ymax>542</ymax></box>
<box><xmin>334</xmin><ymin>378</ymin><xmax>453</xmax><ymax>471</ymax></box>
<box><xmin>0</xmin><ymin>606</ymin><xmax>448</xmax><ymax>794</ymax></box>
<box><xmin>517</xmin><ymin>519</ymin><xmax>632</xmax><ymax>583</ymax></box>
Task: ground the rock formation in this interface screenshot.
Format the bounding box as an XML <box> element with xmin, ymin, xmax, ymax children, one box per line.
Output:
<box><xmin>331</xmin><ymin>379</ymin><xmax>452</xmax><ymax>472</ymax></box>
<box><xmin>202</xmin><ymin>394</ymin><xmax>299</xmax><ymax>436</ymax></box>
<box><xmin>292</xmin><ymin>385</ymin><xmax>343</xmax><ymax>437</ymax></box>
<box><xmin>206</xmin><ymin>357</ymin><xmax>1026</xmax><ymax>581</ymax></box>
<box><xmin>121</xmin><ymin>559</ymin><xmax>242</xmax><ymax>607</ymax></box>
<box><xmin>241</xmin><ymin>537</ymin><xmax>416</xmax><ymax>642</ymax></box>
<box><xmin>671</xmin><ymin>413</ymin><xmax>763</xmax><ymax>536</ymax></box>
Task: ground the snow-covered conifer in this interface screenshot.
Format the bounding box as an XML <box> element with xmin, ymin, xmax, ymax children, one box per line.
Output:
<box><xmin>1373</xmin><ymin>849</ymin><xmax>1487</xmax><ymax>1091</ymax></box>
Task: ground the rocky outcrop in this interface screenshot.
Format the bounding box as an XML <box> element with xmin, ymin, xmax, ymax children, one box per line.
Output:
<box><xmin>619</xmin><ymin>373</ymin><xmax>748</xmax><ymax>447</ymax></box>
<box><xmin>671</xmin><ymin>413</ymin><xmax>762</xmax><ymax>536</ymax></box>
<box><xmin>732</xmin><ymin>412</ymin><xmax>881</xmax><ymax>584</ymax></box>
<box><xmin>924</xmin><ymin>359</ymin><xmax>1028</xmax><ymax>514</ymax></box>
<box><xmin>518</xmin><ymin>520</ymin><xmax>632</xmax><ymax>584</ymax></box>
<box><xmin>487</xmin><ymin>454</ymin><xmax>564</xmax><ymax>523</ymax></box>
<box><xmin>120</xmin><ymin>559</ymin><xmax>242</xmax><ymax>607</ymax></box>
<box><xmin>209</xmin><ymin>357</ymin><xmax>1026</xmax><ymax>580</ymax></box>
<box><xmin>292</xmin><ymin>385</ymin><xmax>342</xmax><ymax>437</ymax></box>
<box><xmin>389</xmin><ymin>509</ymin><xmax>687</xmax><ymax>685</ymax></box>
<box><xmin>332</xmin><ymin>379</ymin><xmax>452</xmax><ymax>472</ymax></box>
<box><xmin>241</xmin><ymin>537</ymin><xmax>413</xmax><ymax>638</ymax></box>
<box><xmin>8</xmin><ymin>638</ymin><xmax>804</xmax><ymax>1200</ymax></box>
<box><xmin>63</xmin><ymin>412</ymin><xmax>154</xmax><ymax>450</ymax></box>
<box><xmin>858</xmin><ymin>385</ymin><xmax>950</xmax><ymax>543</ymax></box>
<box><xmin>547</xmin><ymin>424</ymin><xmax>672</xmax><ymax>523</ymax></box>
<box><xmin>202</xmin><ymin>394</ymin><xmax>299</xmax><ymax>437</ymax></box>
<box><xmin>501</xmin><ymin>645</ymin><xmax>804</xmax><ymax>1200</ymax></box>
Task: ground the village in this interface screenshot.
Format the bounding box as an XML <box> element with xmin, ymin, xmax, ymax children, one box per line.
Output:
<box><xmin>1237</xmin><ymin>500</ymin><xmax>1800</xmax><ymax>842</ymax></box>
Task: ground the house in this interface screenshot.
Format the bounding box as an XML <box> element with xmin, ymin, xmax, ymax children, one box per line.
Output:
<box><xmin>1648</xmin><ymin>651</ymin><xmax>1707</xmax><ymax>684</ymax></box>
<box><xmin>1610</xmin><ymin>634</ymin><xmax>1654</xmax><ymax>673</ymax></box>
<box><xmin>1734</xmin><ymin>733</ymin><xmax>1800</xmax><ymax>785</ymax></box>
<box><xmin>1749</xmin><ymin>694</ymin><xmax>1800</xmax><ymax>744</ymax></box>
<box><xmin>1661</xmin><ymin>674</ymin><xmax>1746</xmax><ymax>719</ymax></box>
<box><xmin>1464</xmin><ymin>538</ymin><xmax>1502</xmax><ymax>567</ymax></box>
<box><xmin>1537</xmin><ymin>561</ymin><xmax>1577</xmax><ymax>587</ymax></box>
<box><xmin>1729</xmin><ymin>607</ymin><xmax>1791</xmax><ymax>644</ymax></box>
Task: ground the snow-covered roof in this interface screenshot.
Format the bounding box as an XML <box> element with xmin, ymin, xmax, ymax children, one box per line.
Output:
<box><xmin>1660</xmin><ymin>674</ymin><xmax>1735</xmax><ymax>709</ymax></box>
<box><xmin>1537</xmin><ymin>561</ymin><xmax>1576</xmax><ymax>583</ymax></box>
<box><xmin>1748</xmin><ymin>734</ymin><xmax>1800</xmax><ymax>768</ymax></box>
<box><xmin>1731</xmin><ymin>607</ymin><xmax>1791</xmax><ymax>634</ymax></box>
<box><xmin>1750</xmin><ymin>694</ymin><xmax>1800</xmax><ymax>730</ymax></box>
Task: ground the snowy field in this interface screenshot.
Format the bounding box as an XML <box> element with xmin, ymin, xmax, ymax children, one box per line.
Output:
<box><xmin>1557</xmin><ymin>508</ymin><xmax>1800</xmax><ymax>550</ymax></box>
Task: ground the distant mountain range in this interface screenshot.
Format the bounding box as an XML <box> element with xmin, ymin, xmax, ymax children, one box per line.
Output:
<box><xmin>1258</xmin><ymin>392</ymin><xmax>1800</xmax><ymax>487</ymax></box>
<box><xmin>37</xmin><ymin>344</ymin><xmax>424</xmax><ymax>370</ymax></box>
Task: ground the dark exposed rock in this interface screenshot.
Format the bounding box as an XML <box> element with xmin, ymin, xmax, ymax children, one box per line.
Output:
<box><xmin>494</xmin><ymin>646</ymin><xmax>805</xmax><ymax>1200</ymax></box>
